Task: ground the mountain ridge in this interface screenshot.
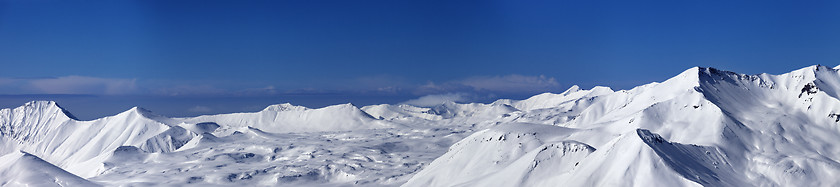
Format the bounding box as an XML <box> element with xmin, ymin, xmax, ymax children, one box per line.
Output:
<box><xmin>3</xmin><ymin>65</ymin><xmax>840</xmax><ymax>186</ymax></box>
<box><xmin>405</xmin><ymin>65</ymin><xmax>840</xmax><ymax>186</ymax></box>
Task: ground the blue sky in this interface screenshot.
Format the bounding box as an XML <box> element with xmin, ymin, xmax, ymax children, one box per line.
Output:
<box><xmin>1</xmin><ymin>0</ymin><xmax>839</xmax><ymax>119</ymax></box>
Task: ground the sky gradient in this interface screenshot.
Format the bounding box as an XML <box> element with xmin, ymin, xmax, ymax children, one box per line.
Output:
<box><xmin>2</xmin><ymin>0</ymin><xmax>839</xmax><ymax>119</ymax></box>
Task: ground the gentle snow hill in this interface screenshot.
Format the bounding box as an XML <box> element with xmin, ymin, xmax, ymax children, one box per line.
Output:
<box><xmin>403</xmin><ymin>123</ymin><xmax>599</xmax><ymax>187</ymax></box>
<box><xmin>429</xmin><ymin>102</ymin><xmax>519</xmax><ymax>120</ymax></box>
<box><xmin>406</xmin><ymin>65</ymin><xmax>840</xmax><ymax>187</ymax></box>
<box><xmin>363</xmin><ymin>101</ymin><xmax>521</xmax><ymax>127</ymax></box>
<box><xmin>90</xmin><ymin>125</ymin><xmax>474</xmax><ymax>186</ymax></box>
<box><xmin>177</xmin><ymin>103</ymin><xmax>397</xmax><ymax>136</ymax></box>
<box><xmin>504</xmin><ymin>85</ymin><xmax>614</xmax><ymax>111</ymax></box>
<box><xmin>0</xmin><ymin>151</ymin><xmax>100</xmax><ymax>186</ymax></box>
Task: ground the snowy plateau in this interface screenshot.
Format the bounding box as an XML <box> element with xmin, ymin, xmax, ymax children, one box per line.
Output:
<box><xmin>5</xmin><ymin>65</ymin><xmax>840</xmax><ymax>186</ymax></box>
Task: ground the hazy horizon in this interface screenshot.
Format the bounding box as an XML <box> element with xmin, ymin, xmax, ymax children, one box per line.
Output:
<box><xmin>2</xmin><ymin>0</ymin><xmax>838</xmax><ymax>118</ymax></box>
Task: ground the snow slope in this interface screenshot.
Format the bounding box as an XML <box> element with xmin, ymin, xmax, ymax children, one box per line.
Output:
<box><xmin>405</xmin><ymin>65</ymin><xmax>840</xmax><ymax>187</ymax></box>
<box><xmin>3</xmin><ymin>65</ymin><xmax>840</xmax><ymax>186</ymax></box>
<box><xmin>0</xmin><ymin>151</ymin><xmax>99</xmax><ymax>186</ymax></box>
<box><xmin>0</xmin><ymin>101</ymin><xmax>201</xmax><ymax>178</ymax></box>
<box><xmin>503</xmin><ymin>85</ymin><xmax>614</xmax><ymax>111</ymax></box>
<box><xmin>90</xmin><ymin>126</ymin><xmax>472</xmax><ymax>186</ymax></box>
<box><xmin>362</xmin><ymin>104</ymin><xmax>444</xmax><ymax>121</ymax></box>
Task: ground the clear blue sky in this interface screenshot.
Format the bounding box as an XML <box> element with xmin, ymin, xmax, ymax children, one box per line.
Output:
<box><xmin>1</xmin><ymin>0</ymin><xmax>839</xmax><ymax>119</ymax></box>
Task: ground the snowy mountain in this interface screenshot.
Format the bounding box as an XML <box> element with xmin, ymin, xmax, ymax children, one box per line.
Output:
<box><xmin>0</xmin><ymin>101</ymin><xmax>195</xmax><ymax>178</ymax></box>
<box><xmin>178</xmin><ymin>103</ymin><xmax>396</xmax><ymax>136</ymax></box>
<box><xmin>3</xmin><ymin>65</ymin><xmax>840</xmax><ymax>186</ymax></box>
<box><xmin>405</xmin><ymin>65</ymin><xmax>840</xmax><ymax>187</ymax></box>
<box><xmin>362</xmin><ymin>104</ymin><xmax>445</xmax><ymax>121</ymax></box>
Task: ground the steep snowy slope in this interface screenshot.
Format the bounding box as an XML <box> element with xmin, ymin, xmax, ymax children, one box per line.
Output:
<box><xmin>179</xmin><ymin>103</ymin><xmax>396</xmax><ymax>136</ymax></box>
<box><xmin>0</xmin><ymin>151</ymin><xmax>99</xmax><ymax>186</ymax></box>
<box><xmin>0</xmin><ymin>101</ymin><xmax>200</xmax><ymax>178</ymax></box>
<box><xmin>406</xmin><ymin>65</ymin><xmax>840</xmax><ymax>187</ymax></box>
<box><xmin>403</xmin><ymin>123</ymin><xmax>601</xmax><ymax>187</ymax></box>
<box><xmin>403</xmin><ymin>124</ymin><xmax>703</xmax><ymax>187</ymax></box>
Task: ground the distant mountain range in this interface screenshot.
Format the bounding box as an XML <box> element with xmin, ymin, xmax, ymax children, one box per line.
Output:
<box><xmin>3</xmin><ymin>65</ymin><xmax>840</xmax><ymax>186</ymax></box>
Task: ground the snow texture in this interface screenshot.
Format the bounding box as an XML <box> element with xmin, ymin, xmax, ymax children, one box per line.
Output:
<box><xmin>3</xmin><ymin>65</ymin><xmax>840</xmax><ymax>186</ymax></box>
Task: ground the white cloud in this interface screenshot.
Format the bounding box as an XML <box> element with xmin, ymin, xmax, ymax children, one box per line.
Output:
<box><xmin>0</xmin><ymin>74</ymin><xmax>563</xmax><ymax>97</ymax></box>
<box><xmin>457</xmin><ymin>74</ymin><xmax>560</xmax><ymax>92</ymax></box>
<box><xmin>29</xmin><ymin>76</ymin><xmax>137</xmax><ymax>95</ymax></box>
<box><xmin>353</xmin><ymin>75</ymin><xmax>410</xmax><ymax>89</ymax></box>
<box><xmin>151</xmin><ymin>84</ymin><xmax>228</xmax><ymax>96</ymax></box>
<box><xmin>401</xmin><ymin>93</ymin><xmax>473</xmax><ymax>107</ymax></box>
<box><xmin>237</xmin><ymin>86</ymin><xmax>278</xmax><ymax>96</ymax></box>
<box><xmin>0</xmin><ymin>76</ymin><xmax>137</xmax><ymax>95</ymax></box>
<box><xmin>375</xmin><ymin>86</ymin><xmax>400</xmax><ymax>94</ymax></box>
<box><xmin>412</xmin><ymin>74</ymin><xmax>562</xmax><ymax>95</ymax></box>
<box><xmin>188</xmin><ymin>106</ymin><xmax>213</xmax><ymax>113</ymax></box>
<box><xmin>0</xmin><ymin>78</ymin><xmax>15</xmax><ymax>85</ymax></box>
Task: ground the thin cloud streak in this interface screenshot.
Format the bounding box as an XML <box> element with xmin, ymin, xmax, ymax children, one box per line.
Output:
<box><xmin>0</xmin><ymin>76</ymin><xmax>137</xmax><ymax>95</ymax></box>
<box><xmin>0</xmin><ymin>74</ymin><xmax>564</xmax><ymax>97</ymax></box>
<box><xmin>412</xmin><ymin>74</ymin><xmax>563</xmax><ymax>95</ymax></box>
<box><xmin>400</xmin><ymin>93</ymin><xmax>473</xmax><ymax>107</ymax></box>
<box><xmin>187</xmin><ymin>105</ymin><xmax>213</xmax><ymax>113</ymax></box>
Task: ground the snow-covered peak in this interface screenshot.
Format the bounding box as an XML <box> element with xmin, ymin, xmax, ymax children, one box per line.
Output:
<box><xmin>260</xmin><ymin>103</ymin><xmax>369</xmax><ymax>116</ymax></box>
<box><xmin>15</xmin><ymin>100</ymin><xmax>78</xmax><ymax>120</ymax></box>
<box><xmin>589</xmin><ymin>86</ymin><xmax>614</xmax><ymax>93</ymax></box>
<box><xmin>180</xmin><ymin>102</ymin><xmax>391</xmax><ymax>135</ymax></box>
<box><xmin>512</xmin><ymin>86</ymin><xmax>614</xmax><ymax>112</ymax></box>
<box><xmin>361</xmin><ymin>104</ymin><xmax>444</xmax><ymax>121</ymax></box>
<box><xmin>561</xmin><ymin>85</ymin><xmax>581</xmax><ymax>95</ymax></box>
<box><xmin>262</xmin><ymin>103</ymin><xmax>308</xmax><ymax>112</ymax></box>
<box><xmin>320</xmin><ymin>103</ymin><xmax>363</xmax><ymax>112</ymax></box>
<box><xmin>656</xmin><ymin>66</ymin><xmax>702</xmax><ymax>88</ymax></box>
<box><xmin>693</xmin><ymin>65</ymin><xmax>839</xmax><ymax>98</ymax></box>
<box><xmin>23</xmin><ymin>100</ymin><xmax>58</xmax><ymax>108</ymax></box>
<box><xmin>790</xmin><ymin>65</ymin><xmax>840</xmax><ymax>82</ymax></box>
<box><xmin>300</xmin><ymin>103</ymin><xmax>375</xmax><ymax>119</ymax></box>
<box><xmin>110</xmin><ymin>106</ymin><xmax>174</xmax><ymax>125</ymax></box>
<box><xmin>783</xmin><ymin>64</ymin><xmax>822</xmax><ymax>78</ymax></box>
<box><xmin>130</xmin><ymin>106</ymin><xmax>152</xmax><ymax>114</ymax></box>
<box><xmin>122</xmin><ymin>106</ymin><xmax>154</xmax><ymax>117</ymax></box>
<box><xmin>815</xmin><ymin>64</ymin><xmax>834</xmax><ymax>71</ymax></box>
<box><xmin>1</xmin><ymin>101</ymin><xmax>79</xmax><ymax>141</ymax></box>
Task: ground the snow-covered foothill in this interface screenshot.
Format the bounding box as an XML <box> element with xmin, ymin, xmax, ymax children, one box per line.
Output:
<box><xmin>178</xmin><ymin>103</ymin><xmax>397</xmax><ymax>136</ymax></box>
